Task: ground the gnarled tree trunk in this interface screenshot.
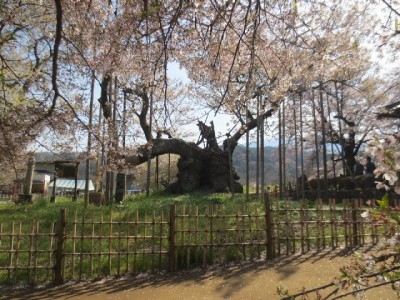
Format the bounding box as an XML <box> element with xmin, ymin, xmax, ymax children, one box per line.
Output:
<box><xmin>108</xmin><ymin>84</ymin><xmax>276</xmax><ymax>194</ymax></box>
<box><xmin>123</xmin><ymin>114</ymin><xmax>274</xmax><ymax>193</ymax></box>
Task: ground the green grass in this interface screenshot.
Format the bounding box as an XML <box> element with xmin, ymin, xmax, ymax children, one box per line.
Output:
<box><xmin>0</xmin><ymin>192</ymin><xmax>381</xmax><ymax>286</ymax></box>
<box><xmin>0</xmin><ymin>196</ymin><xmax>84</xmax><ymax>225</ymax></box>
<box><xmin>0</xmin><ymin>191</ymin><xmax>298</xmax><ymax>225</ymax></box>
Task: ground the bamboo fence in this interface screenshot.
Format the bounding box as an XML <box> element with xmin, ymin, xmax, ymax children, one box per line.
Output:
<box><xmin>0</xmin><ymin>193</ymin><xmax>13</xmax><ymax>201</ymax></box>
<box><xmin>0</xmin><ymin>197</ymin><xmax>396</xmax><ymax>286</ymax></box>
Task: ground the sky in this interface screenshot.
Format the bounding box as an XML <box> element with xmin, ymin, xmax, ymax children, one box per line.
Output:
<box><xmin>168</xmin><ymin>62</ymin><xmax>279</xmax><ymax>147</ymax></box>
<box><xmin>168</xmin><ymin>62</ymin><xmax>232</xmax><ymax>132</ymax></box>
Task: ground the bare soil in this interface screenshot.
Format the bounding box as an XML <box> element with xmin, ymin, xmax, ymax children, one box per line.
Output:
<box><xmin>1</xmin><ymin>248</ymin><xmax>396</xmax><ymax>300</ymax></box>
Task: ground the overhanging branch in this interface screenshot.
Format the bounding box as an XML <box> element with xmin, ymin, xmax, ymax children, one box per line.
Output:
<box><xmin>124</xmin><ymin>138</ymin><xmax>202</xmax><ymax>166</ymax></box>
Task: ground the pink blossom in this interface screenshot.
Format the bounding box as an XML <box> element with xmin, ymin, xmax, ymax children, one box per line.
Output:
<box><xmin>368</xmin><ymin>135</ymin><xmax>400</xmax><ymax>194</ymax></box>
<box><xmin>385</xmin><ymin>135</ymin><xmax>396</xmax><ymax>145</ymax></box>
<box><xmin>375</xmin><ymin>181</ymin><xmax>389</xmax><ymax>190</ymax></box>
<box><xmin>371</xmin><ymin>144</ymin><xmax>385</xmax><ymax>160</ymax></box>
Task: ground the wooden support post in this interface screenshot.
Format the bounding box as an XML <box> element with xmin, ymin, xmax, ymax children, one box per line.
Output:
<box><xmin>50</xmin><ymin>171</ymin><xmax>57</xmax><ymax>203</ymax></box>
<box><xmin>54</xmin><ymin>209</ymin><xmax>66</xmax><ymax>285</ymax></box>
<box><xmin>352</xmin><ymin>200</ymin><xmax>358</xmax><ymax>246</ymax></box>
<box><xmin>73</xmin><ymin>162</ymin><xmax>79</xmax><ymax>202</ymax></box>
<box><xmin>18</xmin><ymin>157</ymin><xmax>35</xmax><ymax>204</ymax></box>
<box><xmin>23</xmin><ymin>157</ymin><xmax>35</xmax><ymax>195</ymax></box>
<box><xmin>264</xmin><ymin>192</ymin><xmax>274</xmax><ymax>259</ymax></box>
<box><xmin>169</xmin><ymin>205</ymin><xmax>176</xmax><ymax>272</ymax></box>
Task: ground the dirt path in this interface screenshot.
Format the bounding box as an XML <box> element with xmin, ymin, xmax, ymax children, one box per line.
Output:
<box><xmin>1</xmin><ymin>249</ymin><xmax>396</xmax><ymax>300</ymax></box>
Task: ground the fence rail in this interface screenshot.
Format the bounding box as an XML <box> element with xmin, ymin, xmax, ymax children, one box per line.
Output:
<box><xmin>0</xmin><ymin>196</ymin><xmax>394</xmax><ymax>286</ymax></box>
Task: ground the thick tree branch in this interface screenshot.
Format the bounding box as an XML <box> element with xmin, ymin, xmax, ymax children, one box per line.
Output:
<box><xmin>354</xmin><ymin>128</ymin><xmax>372</xmax><ymax>156</ymax></box>
<box><xmin>156</xmin><ymin>130</ymin><xmax>173</xmax><ymax>139</ymax></box>
<box><xmin>223</xmin><ymin>108</ymin><xmax>275</xmax><ymax>153</ymax></box>
<box><xmin>197</xmin><ymin>121</ymin><xmax>220</xmax><ymax>151</ymax></box>
<box><xmin>99</xmin><ymin>75</ymin><xmax>111</xmax><ymax>119</ymax></box>
<box><xmin>233</xmin><ymin>108</ymin><xmax>274</xmax><ymax>142</ymax></box>
<box><xmin>382</xmin><ymin>0</ymin><xmax>400</xmax><ymax>17</ymax></box>
<box><xmin>49</xmin><ymin>0</ymin><xmax>63</xmax><ymax>115</ymax></box>
<box><xmin>135</xmin><ymin>84</ymin><xmax>153</xmax><ymax>141</ymax></box>
<box><xmin>124</xmin><ymin>138</ymin><xmax>202</xmax><ymax>166</ymax></box>
<box><xmin>29</xmin><ymin>0</ymin><xmax>63</xmax><ymax>129</ymax></box>
<box><xmin>334</xmin><ymin>115</ymin><xmax>356</xmax><ymax>127</ymax></box>
<box><xmin>377</xmin><ymin>101</ymin><xmax>400</xmax><ymax>119</ymax></box>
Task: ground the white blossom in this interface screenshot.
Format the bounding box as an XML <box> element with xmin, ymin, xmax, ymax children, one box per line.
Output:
<box><xmin>383</xmin><ymin>170</ymin><xmax>398</xmax><ymax>185</ymax></box>
<box><xmin>376</xmin><ymin>275</ymin><xmax>387</xmax><ymax>283</ymax></box>
<box><xmin>361</xmin><ymin>211</ymin><xmax>370</xmax><ymax>219</ymax></box>
<box><xmin>368</xmin><ymin>136</ymin><xmax>400</xmax><ymax>193</ymax></box>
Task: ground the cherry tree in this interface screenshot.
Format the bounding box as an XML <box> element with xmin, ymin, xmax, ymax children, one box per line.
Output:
<box><xmin>1</xmin><ymin>0</ymin><xmax>392</xmax><ymax>194</ymax></box>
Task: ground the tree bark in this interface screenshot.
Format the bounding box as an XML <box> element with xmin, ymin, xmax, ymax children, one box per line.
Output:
<box><xmin>122</xmin><ymin>83</ymin><xmax>277</xmax><ymax>194</ymax></box>
<box><xmin>123</xmin><ymin>108</ymin><xmax>275</xmax><ymax>193</ymax></box>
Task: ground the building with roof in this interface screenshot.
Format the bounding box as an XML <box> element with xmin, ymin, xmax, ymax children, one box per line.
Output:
<box><xmin>48</xmin><ymin>178</ymin><xmax>94</xmax><ymax>195</ymax></box>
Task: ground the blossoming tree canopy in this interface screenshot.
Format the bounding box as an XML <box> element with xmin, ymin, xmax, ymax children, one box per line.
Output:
<box><xmin>1</xmin><ymin>0</ymin><xmax>399</xmax><ymax>192</ymax></box>
<box><xmin>367</xmin><ymin>135</ymin><xmax>400</xmax><ymax>195</ymax></box>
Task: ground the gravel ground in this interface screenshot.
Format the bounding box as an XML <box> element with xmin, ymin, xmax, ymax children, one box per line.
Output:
<box><xmin>1</xmin><ymin>248</ymin><xmax>397</xmax><ymax>300</ymax></box>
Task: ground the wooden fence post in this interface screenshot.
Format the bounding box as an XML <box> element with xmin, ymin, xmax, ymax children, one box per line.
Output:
<box><xmin>169</xmin><ymin>205</ymin><xmax>176</xmax><ymax>272</ymax></box>
<box><xmin>352</xmin><ymin>200</ymin><xmax>358</xmax><ymax>246</ymax></box>
<box><xmin>264</xmin><ymin>192</ymin><xmax>274</xmax><ymax>259</ymax></box>
<box><xmin>54</xmin><ymin>209</ymin><xmax>66</xmax><ymax>285</ymax></box>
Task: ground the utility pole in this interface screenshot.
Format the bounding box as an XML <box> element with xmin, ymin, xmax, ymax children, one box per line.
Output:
<box><xmin>122</xmin><ymin>87</ymin><xmax>127</xmax><ymax>196</ymax></box>
<box><xmin>105</xmin><ymin>76</ymin><xmax>113</xmax><ymax>205</ymax></box>
<box><xmin>84</xmin><ymin>71</ymin><xmax>95</xmax><ymax>208</ymax></box>
<box><xmin>115</xmin><ymin>87</ymin><xmax>130</xmax><ymax>203</ymax></box>
<box><xmin>256</xmin><ymin>93</ymin><xmax>260</xmax><ymax>197</ymax></box>
<box><xmin>293</xmin><ymin>96</ymin><xmax>299</xmax><ymax>201</ymax></box>
<box><xmin>312</xmin><ymin>88</ymin><xmax>321</xmax><ymax>199</ymax></box>
<box><xmin>245</xmin><ymin>104</ymin><xmax>250</xmax><ymax>201</ymax></box>
<box><xmin>109</xmin><ymin>76</ymin><xmax>118</xmax><ymax>203</ymax></box>
<box><xmin>146</xmin><ymin>88</ymin><xmax>154</xmax><ymax>196</ymax></box>
<box><xmin>282</xmin><ymin>99</ymin><xmax>286</xmax><ymax>198</ymax></box>
<box><xmin>96</xmin><ymin>94</ymin><xmax>103</xmax><ymax>193</ymax></box>
<box><xmin>227</xmin><ymin>133</ymin><xmax>234</xmax><ymax>198</ymax></box>
<box><xmin>278</xmin><ymin>106</ymin><xmax>283</xmax><ymax>199</ymax></box>
<box><xmin>319</xmin><ymin>84</ymin><xmax>329</xmax><ymax>202</ymax></box>
<box><xmin>299</xmin><ymin>93</ymin><xmax>305</xmax><ymax>200</ymax></box>
<box><xmin>260</xmin><ymin>97</ymin><xmax>265</xmax><ymax>199</ymax></box>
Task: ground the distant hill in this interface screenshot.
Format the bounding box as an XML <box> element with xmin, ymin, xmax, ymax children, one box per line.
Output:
<box><xmin>232</xmin><ymin>145</ymin><xmax>296</xmax><ymax>186</ymax></box>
